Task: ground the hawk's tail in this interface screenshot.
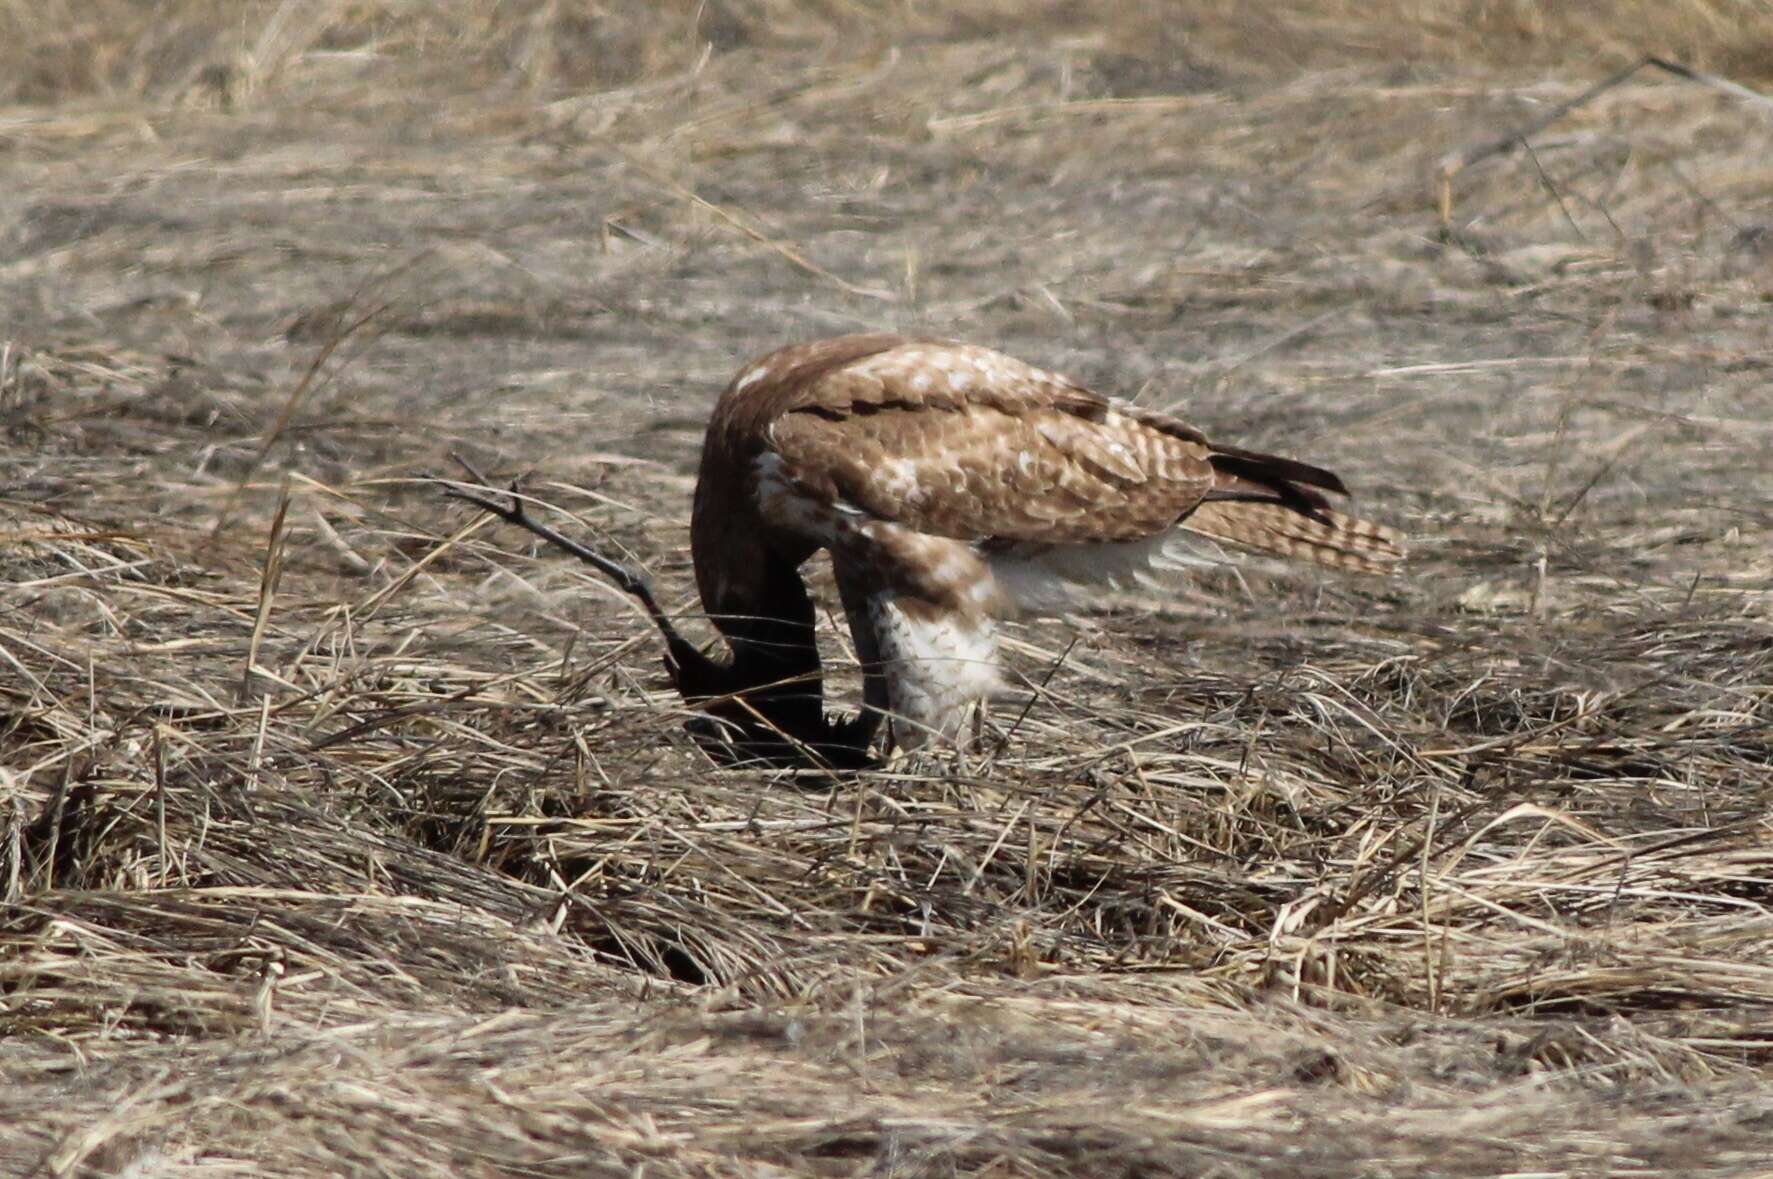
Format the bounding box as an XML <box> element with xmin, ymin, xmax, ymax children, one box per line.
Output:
<box><xmin>1180</xmin><ymin>499</ymin><xmax>1404</xmax><ymax>574</ymax></box>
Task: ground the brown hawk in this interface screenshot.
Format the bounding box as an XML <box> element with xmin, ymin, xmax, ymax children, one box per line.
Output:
<box><xmin>457</xmin><ymin>333</ymin><xmax>1402</xmax><ymax>767</ymax></box>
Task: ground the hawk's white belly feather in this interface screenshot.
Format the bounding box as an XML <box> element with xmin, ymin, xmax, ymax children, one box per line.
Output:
<box><xmin>867</xmin><ymin>594</ymin><xmax>1004</xmax><ymax>749</ymax></box>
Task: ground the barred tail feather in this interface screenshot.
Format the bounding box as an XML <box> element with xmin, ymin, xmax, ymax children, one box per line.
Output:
<box><xmin>1180</xmin><ymin>500</ymin><xmax>1404</xmax><ymax>574</ymax></box>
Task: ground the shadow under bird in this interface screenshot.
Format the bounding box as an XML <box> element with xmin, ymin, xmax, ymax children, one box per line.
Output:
<box><xmin>450</xmin><ymin>333</ymin><xmax>1404</xmax><ymax>768</ymax></box>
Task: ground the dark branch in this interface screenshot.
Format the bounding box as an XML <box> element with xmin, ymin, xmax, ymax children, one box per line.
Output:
<box><xmin>438</xmin><ymin>454</ymin><xmax>709</xmax><ymax>687</ymax></box>
<box><xmin>439</xmin><ymin>456</ymin><xmax>879</xmax><ymax>772</ymax></box>
<box><xmin>442</xmin><ymin>455</ymin><xmax>660</xmax><ymax>612</ymax></box>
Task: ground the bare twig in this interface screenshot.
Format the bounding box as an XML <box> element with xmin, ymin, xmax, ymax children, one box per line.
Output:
<box><xmin>439</xmin><ymin>454</ymin><xmax>672</xmax><ymax>634</ymax></box>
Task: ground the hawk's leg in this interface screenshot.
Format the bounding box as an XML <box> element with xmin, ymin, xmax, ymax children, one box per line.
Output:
<box><xmin>833</xmin><ymin>552</ymin><xmax>896</xmax><ymax>759</ymax></box>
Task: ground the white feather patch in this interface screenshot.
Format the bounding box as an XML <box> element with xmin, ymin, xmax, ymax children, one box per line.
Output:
<box><xmin>986</xmin><ymin>528</ymin><xmax>1235</xmax><ymax>616</ymax></box>
<box><xmin>871</xmin><ymin>595</ymin><xmax>1004</xmax><ymax>749</ymax></box>
<box><xmin>734</xmin><ymin>362</ymin><xmax>772</xmax><ymax>392</ymax></box>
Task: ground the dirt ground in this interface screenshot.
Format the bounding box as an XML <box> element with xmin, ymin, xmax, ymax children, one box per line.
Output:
<box><xmin>3</xmin><ymin>3</ymin><xmax>1772</xmax><ymax>1176</ymax></box>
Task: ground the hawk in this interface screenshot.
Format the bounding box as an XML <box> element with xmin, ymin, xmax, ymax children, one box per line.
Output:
<box><xmin>456</xmin><ymin>333</ymin><xmax>1402</xmax><ymax>767</ymax></box>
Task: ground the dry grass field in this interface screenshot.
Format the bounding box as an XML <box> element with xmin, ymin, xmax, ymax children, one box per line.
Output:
<box><xmin>4</xmin><ymin>2</ymin><xmax>1773</xmax><ymax>1175</ymax></box>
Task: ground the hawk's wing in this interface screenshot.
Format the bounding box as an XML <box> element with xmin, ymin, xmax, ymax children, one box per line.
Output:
<box><xmin>764</xmin><ymin>339</ymin><xmax>1348</xmax><ymax>549</ymax></box>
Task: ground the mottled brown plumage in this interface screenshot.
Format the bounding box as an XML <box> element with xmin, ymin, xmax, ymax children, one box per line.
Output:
<box><xmin>680</xmin><ymin>333</ymin><xmax>1403</xmax><ymax>761</ymax></box>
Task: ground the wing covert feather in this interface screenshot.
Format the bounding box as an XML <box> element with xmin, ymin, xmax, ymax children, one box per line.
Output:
<box><xmin>764</xmin><ymin>342</ymin><xmax>1216</xmax><ymax>545</ymax></box>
